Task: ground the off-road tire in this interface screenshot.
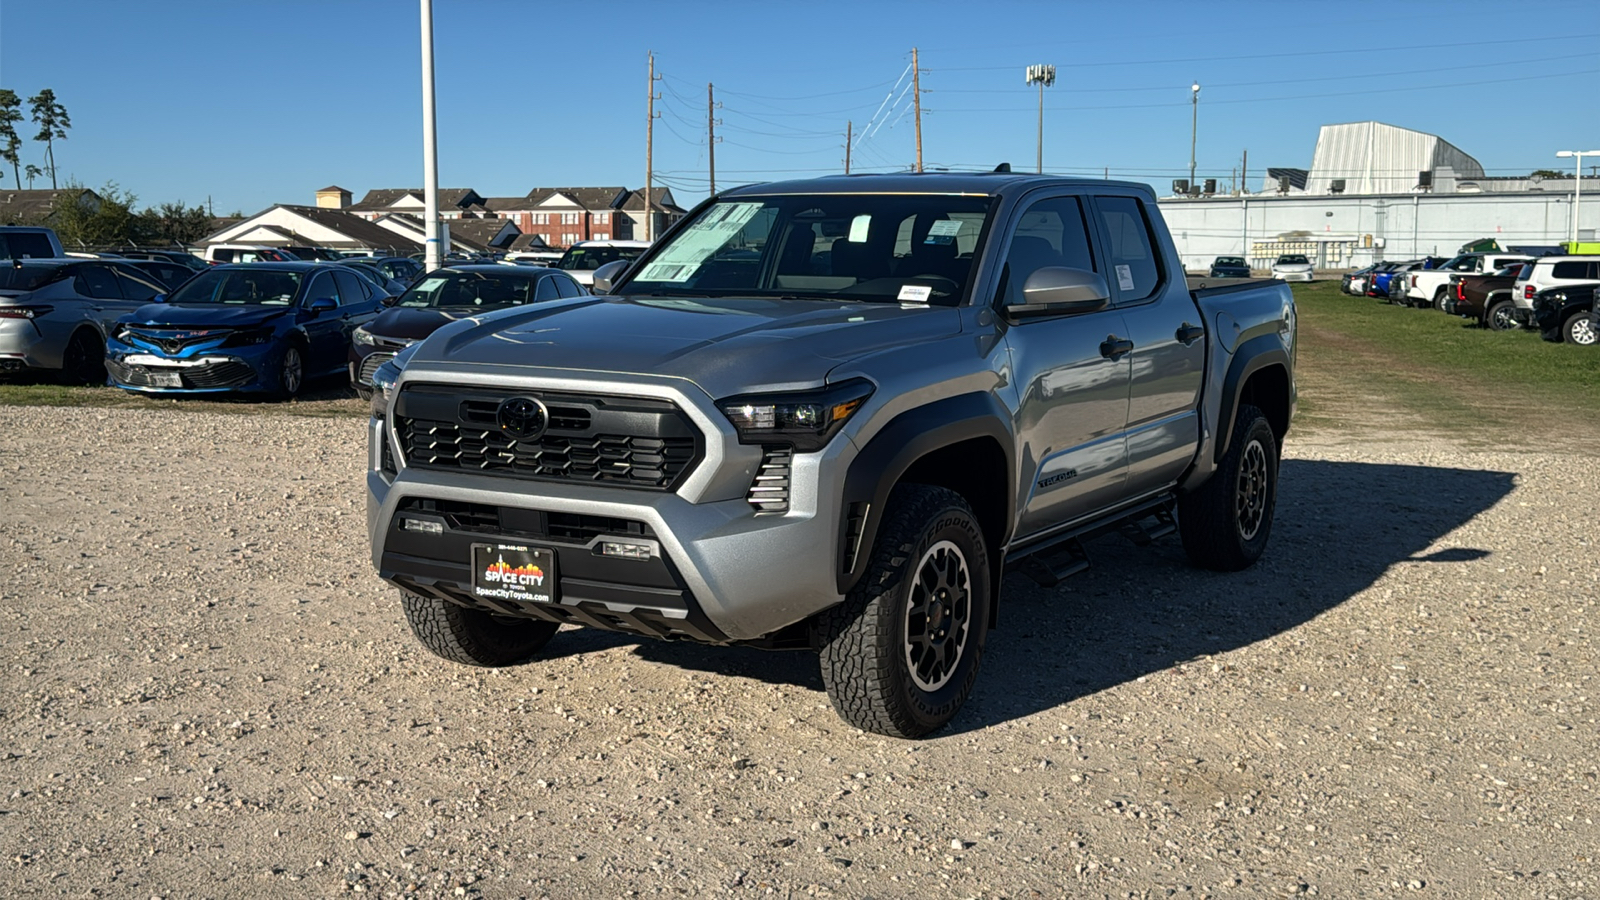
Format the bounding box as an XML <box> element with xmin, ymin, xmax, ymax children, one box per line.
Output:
<box><xmin>401</xmin><ymin>591</ymin><xmax>558</xmax><ymax>666</ymax></box>
<box><xmin>61</xmin><ymin>328</ymin><xmax>105</xmax><ymax>385</ymax></box>
<box><xmin>1485</xmin><ymin>299</ymin><xmax>1517</xmax><ymax>332</ymax></box>
<box><xmin>1178</xmin><ymin>403</ymin><xmax>1278</xmax><ymax>572</ymax></box>
<box><xmin>814</xmin><ymin>484</ymin><xmax>991</xmax><ymax>739</ymax></box>
<box><xmin>1563</xmin><ymin>311</ymin><xmax>1597</xmax><ymax>346</ymax></box>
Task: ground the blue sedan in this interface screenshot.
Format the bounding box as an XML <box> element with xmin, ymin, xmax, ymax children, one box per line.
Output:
<box><xmin>105</xmin><ymin>262</ymin><xmax>381</xmax><ymax>398</ymax></box>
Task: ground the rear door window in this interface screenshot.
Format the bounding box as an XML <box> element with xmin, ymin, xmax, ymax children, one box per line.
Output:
<box><xmin>1552</xmin><ymin>261</ymin><xmax>1588</xmax><ymax>279</ymax></box>
<box><xmin>111</xmin><ymin>266</ymin><xmax>164</xmax><ymax>301</ymax></box>
<box><xmin>332</xmin><ymin>270</ymin><xmax>368</xmax><ymax>304</ymax></box>
<box><xmin>1093</xmin><ymin>196</ymin><xmax>1161</xmax><ymax>304</ymax></box>
<box><xmin>74</xmin><ymin>264</ymin><xmax>124</xmax><ymax>299</ymax></box>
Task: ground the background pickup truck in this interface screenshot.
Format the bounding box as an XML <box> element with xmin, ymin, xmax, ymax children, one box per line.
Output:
<box><xmin>1443</xmin><ymin>265</ymin><xmax>1526</xmax><ymax>330</ymax></box>
<box><xmin>1406</xmin><ymin>252</ymin><xmax>1529</xmax><ymax>309</ymax></box>
<box><xmin>366</xmin><ymin>173</ymin><xmax>1297</xmax><ymax>738</ymax></box>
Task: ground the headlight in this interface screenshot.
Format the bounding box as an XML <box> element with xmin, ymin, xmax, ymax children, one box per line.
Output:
<box><xmin>224</xmin><ymin>328</ymin><xmax>274</xmax><ymax>347</ymax></box>
<box><xmin>717</xmin><ymin>379</ymin><xmax>874</xmax><ymax>452</ymax></box>
<box><xmin>370</xmin><ymin>359</ymin><xmax>400</xmax><ymax>418</ymax></box>
<box><xmin>353</xmin><ymin>326</ymin><xmax>377</xmax><ymax>346</ymax></box>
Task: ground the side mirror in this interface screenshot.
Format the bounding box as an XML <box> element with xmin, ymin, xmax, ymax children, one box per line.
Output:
<box><xmin>151</xmin><ymin>293</ymin><xmax>167</xmax><ymax>304</ymax></box>
<box><xmin>591</xmin><ymin>259</ymin><xmax>629</xmax><ymax>295</ymax></box>
<box><xmin>306</xmin><ymin>297</ymin><xmax>338</xmax><ymax>317</ymax></box>
<box><xmin>380</xmin><ymin>293</ymin><xmax>400</xmax><ymax>307</ymax></box>
<box><xmin>1004</xmin><ymin>266</ymin><xmax>1110</xmax><ymax>321</ymax></box>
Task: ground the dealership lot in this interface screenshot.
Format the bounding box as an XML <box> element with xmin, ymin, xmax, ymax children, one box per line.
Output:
<box><xmin>1</xmin><ymin>393</ymin><xmax>1595</xmax><ymax>897</ymax></box>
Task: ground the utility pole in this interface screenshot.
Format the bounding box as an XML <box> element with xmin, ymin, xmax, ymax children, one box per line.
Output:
<box><xmin>1241</xmin><ymin>148</ymin><xmax>1248</xmax><ymax>196</ymax></box>
<box><xmin>645</xmin><ymin>52</ymin><xmax>660</xmax><ymax>242</ymax></box>
<box><xmin>707</xmin><ymin>82</ymin><xmax>719</xmax><ymax>196</ymax></box>
<box><xmin>419</xmin><ymin>0</ymin><xmax>441</xmax><ymax>269</ymax></box>
<box><xmin>912</xmin><ymin>47</ymin><xmax>923</xmax><ymax>173</ymax></box>
<box><xmin>845</xmin><ymin>120</ymin><xmax>852</xmax><ymax>175</ymax></box>
<box><xmin>1189</xmin><ymin>81</ymin><xmax>1200</xmax><ymax>195</ymax></box>
<box><xmin>1025</xmin><ymin>64</ymin><xmax>1056</xmax><ymax>174</ymax></box>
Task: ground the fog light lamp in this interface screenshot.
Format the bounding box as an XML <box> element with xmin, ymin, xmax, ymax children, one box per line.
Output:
<box><xmin>601</xmin><ymin>541</ymin><xmax>652</xmax><ymax>560</ymax></box>
<box><xmin>401</xmin><ymin>518</ymin><xmax>444</xmax><ymax>535</ymax></box>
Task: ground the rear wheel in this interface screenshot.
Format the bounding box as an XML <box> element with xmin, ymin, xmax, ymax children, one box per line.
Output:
<box><xmin>1179</xmin><ymin>404</ymin><xmax>1278</xmax><ymax>572</ymax></box>
<box><xmin>61</xmin><ymin>329</ymin><xmax>105</xmax><ymax>385</ymax></box>
<box><xmin>1485</xmin><ymin>300</ymin><xmax>1518</xmax><ymax>332</ymax></box>
<box><xmin>815</xmin><ymin>485</ymin><xmax>991</xmax><ymax>739</ymax></box>
<box><xmin>1431</xmin><ymin>287</ymin><xmax>1448</xmax><ymax>311</ymax></box>
<box><xmin>1564</xmin><ymin>311</ymin><xmax>1597</xmax><ymax>346</ymax></box>
<box><xmin>401</xmin><ymin>591</ymin><xmax>558</xmax><ymax>666</ymax></box>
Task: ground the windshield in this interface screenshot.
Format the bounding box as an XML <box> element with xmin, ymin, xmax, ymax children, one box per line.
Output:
<box><xmin>1215</xmin><ymin>257</ymin><xmax>1244</xmax><ymax>266</ymax></box>
<box><xmin>1441</xmin><ymin>255</ymin><xmax>1478</xmax><ymax>272</ymax></box>
<box><xmin>558</xmin><ymin>245</ymin><xmax>647</xmax><ymax>271</ymax></box>
<box><xmin>0</xmin><ymin>263</ymin><xmax>70</xmax><ymax>292</ymax></box>
<box><xmin>1277</xmin><ymin>255</ymin><xmax>1309</xmax><ymax>265</ymax></box>
<box><xmin>617</xmin><ymin>194</ymin><xmax>995</xmax><ymax>305</ymax></box>
<box><xmin>398</xmin><ymin>269</ymin><xmax>540</xmax><ymax>308</ymax></box>
<box><xmin>167</xmin><ymin>268</ymin><xmax>303</xmax><ymax>305</ymax></box>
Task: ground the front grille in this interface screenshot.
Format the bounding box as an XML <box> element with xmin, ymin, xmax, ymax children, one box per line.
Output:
<box><xmin>396</xmin><ymin>497</ymin><xmax>650</xmax><ymax>544</ymax></box>
<box><xmin>394</xmin><ymin>384</ymin><xmax>701</xmax><ymax>491</ymax></box>
<box><xmin>122</xmin><ymin>328</ymin><xmax>226</xmax><ymax>355</ymax></box>
<box><xmin>747</xmin><ymin>446</ymin><xmax>792</xmax><ymax>514</ymax></box>
<box><xmin>359</xmin><ymin>352</ymin><xmax>395</xmax><ymax>385</ymax></box>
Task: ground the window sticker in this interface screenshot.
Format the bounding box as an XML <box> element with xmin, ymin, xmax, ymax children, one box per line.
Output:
<box><xmin>1115</xmin><ymin>264</ymin><xmax>1136</xmax><ymax>292</ymax></box>
<box><xmin>636</xmin><ymin>202</ymin><xmax>766</xmax><ymax>283</ymax></box>
<box><xmin>897</xmin><ymin>284</ymin><xmax>932</xmax><ymax>303</ymax></box>
<box><xmin>924</xmin><ymin>219</ymin><xmax>962</xmax><ymax>245</ymax></box>
<box><xmin>414</xmin><ymin>277</ymin><xmax>448</xmax><ymax>292</ymax></box>
<box><xmin>848</xmin><ymin>214</ymin><xmax>872</xmax><ymax>243</ymax></box>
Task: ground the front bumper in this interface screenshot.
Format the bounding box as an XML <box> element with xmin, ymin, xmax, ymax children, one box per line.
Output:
<box><xmin>105</xmin><ymin>341</ymin><xmax>284</xmax><ymax>394</ymax></box>
<box><xmin>367</xmin><ymin>377</ymin><xmax>853</xmax><ymax>644</ymax></box>
<box><xmin>1274</xmin><ymin>270</ymin><xmax>1314</xmax><ymax>283</ymax></box>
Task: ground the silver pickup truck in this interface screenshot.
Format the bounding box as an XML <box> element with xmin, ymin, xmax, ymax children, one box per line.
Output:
<box><xmin>366</xmin><ymin>173</ymin><xmax>1296</xmax><ymax>738</ymax></box>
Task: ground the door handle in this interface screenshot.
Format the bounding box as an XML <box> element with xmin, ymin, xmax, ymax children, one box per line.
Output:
<box><xmin>1099</xmin><ymin>336</ymin><xmax>1134</xmax><ymax>360</ymax></box>
<box><xmin>1176</xmin><ymin>322</ymin><xmax>1205</xmax><ymax>345</ymax></box>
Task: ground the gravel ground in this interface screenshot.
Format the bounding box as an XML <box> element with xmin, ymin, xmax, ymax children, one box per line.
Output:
<box><xmin>0</xmin><ymin>405</ymin><xmax>1594</xmax><ymax>899</ymax></box>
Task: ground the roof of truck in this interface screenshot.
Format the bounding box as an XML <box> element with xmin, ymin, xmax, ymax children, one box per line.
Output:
<box><xmin>720</xmin><ymin>171</ymin><xmax>1154</xmax><ymax>198</ymax></box>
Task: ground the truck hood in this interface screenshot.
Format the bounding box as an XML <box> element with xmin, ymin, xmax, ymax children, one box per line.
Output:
<box><xmin>414</xmin><ymin>295</ymin><xmax>963</xmax><ymax>396</ymax></box>
<box><xmin>121</xmin><ymin>303</ymin><xmax>293</xmax><ymax>329</ymax></box>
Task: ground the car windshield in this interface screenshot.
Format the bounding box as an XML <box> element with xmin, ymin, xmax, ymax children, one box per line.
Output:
<box><xmin>558</xmin><ymin>246</ymin><xmax>647</xmax><ymax>271</ymax></box>
<box><xmin>1215</xmin><ymin>257</ymin><xmax>1244</xmax><ymax>266</ymax></box>
<box><xmin>617</xmin><ymin>194</ymin><xmax>996</xmax><ymax>305</ymax></box>
<box><xmin>397</xmin><ymin>269</ymin><xmax>539</xmax><ymax>308</ymax></box>
<box><xmin>1278</xmin><ymin>255</ymin><xmax>1309</xmax><ymax>265</ymax></box>
<box><xmin>167</xmin><ymin>268</ymin><xmax>303</xmax><ymax>305</ymax></box>
<box><xmin>0</xmin><ymin>263</ymin><xmax>71</xmax><ymax>292</ymax></box>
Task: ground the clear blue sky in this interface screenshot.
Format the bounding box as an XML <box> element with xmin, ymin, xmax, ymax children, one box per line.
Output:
<box><xmin>2</xmin><ymin>0</ymin><xmax>1597</xmax><ymax>215</ymax></box>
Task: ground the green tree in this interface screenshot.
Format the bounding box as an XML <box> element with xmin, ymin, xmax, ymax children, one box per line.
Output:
<box><xmin>27</xmin><ymin>88</ymin><xmax>70</xmax><ymax>190</ymax></box>
<box><xmin>50</xmin><ymin>182</ymin><xmax>138</xmax><ymax>248</ymax></box>
<box><xmin>1530</xmin><ymin>169</ymin><xmax>1564</xmax><ymax>179</ymax></box>
<box><xmin>24</xmin><ymin>164</ymin><xmax>43</xmax><ymax>188</ymax></box>
<box><xmin>0</xmin><ymin>89</ymin><xmax>22</xmax><ymax>186</ymax></box>
<box><xmin>136</xmin><ymin>201</ymin><xmax>216</xmax><ymax>246</ymax></box>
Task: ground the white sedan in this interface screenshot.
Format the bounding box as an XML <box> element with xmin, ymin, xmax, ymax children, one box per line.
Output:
<box><xmin>1271</xmin><ymin>254</ymin><xmax>1314</xmax><ymax>282</ymax></box>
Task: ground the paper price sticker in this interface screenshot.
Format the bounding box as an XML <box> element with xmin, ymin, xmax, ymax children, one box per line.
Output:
<box><xmin>897</xmin><ymin>284</ymin><xmax>933</xmax><ymax>303</ymax></box>
<box><xmin>1116</xmin><ymin>264</ymin><xmax>1136</xmax><ymax>292</ymax></box>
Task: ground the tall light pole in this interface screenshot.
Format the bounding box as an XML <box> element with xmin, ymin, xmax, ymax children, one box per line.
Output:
<box><xmin>419</xmin><ymin>0</ymin><xmax>440</xmax><ymax>270</ymax></box>
<box><xmin>1025</xmin><ymin>64</ymin><xmax>1056</xmax><ymax>174</ymax></box>
<box><xmin>1189</xmin><ymin>81</ymin><xmax>1200</xmax><ymax>193</ymax></box>
<box><xmin>1556</xmin><ymin>149</ymin><xmax>1600</xmax><ymax>247</ymax></box>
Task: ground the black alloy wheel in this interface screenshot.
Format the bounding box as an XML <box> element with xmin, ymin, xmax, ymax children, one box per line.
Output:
<box><xmin>61</xmin><ymin>329</ymin><xmax>106</xmax><ymax>385</ymax></box>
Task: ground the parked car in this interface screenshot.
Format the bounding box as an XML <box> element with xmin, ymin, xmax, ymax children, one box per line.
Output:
<box><xmin>366</xmin><ymin>173</ymin><xmax>1297</xmax><ymax>739</ymax></box>
<box><xmin>506</xmin><ymin>250</ymin><xmax>564</xmax><ymax>266</ymax></box>
<box><xmin>112</xmin><ymin>248</ymin><xmax>208</xmax><ymax>272</ymax></box>
<box><xmin>1369</xmin><ymin>261</ymin><xmax>1416</xmax><ymax>300</ymax></box>
<box><xmin>1405</xmin><ymin>252</ymin><xmax>1530</xmax><ymax>309</ymax></box>
<box><xmin>0</xmin><ymin>225</ymin><xmax>64</xmax><ymax>260</ymax></box>
<box><xmin>1208</xmin><ymin>256</ymin><xmax>1251</xmax><ymax>278</ymax></box>
<box><xmin>348</xmin><ymin>265</ymin><xmax>585</xmax><ymax>398</ymax></box>
<box><xmin>282</xmin><ymin>245</ymin><xmax>343</xmax><ymax>262</ymax></box>
<box><xmin>1271</xmin><ymin>254</ymin><xmax>1313</xmax><ymax>282</ymax></box>
<box><xmin>1341</xmin><ymin>263</ymin><xmax>1379</xmax><ymax>295</ymax></box>
<box><xmin>341</xmin><ymin>256</ymin><xmax>424</xmax><ymax>286</ymax></box>
<box><xmin>334</xmin><ymin>261</ymin><xmax>406</xmax><ymax>299</ymax></box>
<box><xmin>1443</xmin><ymin>264</ymin><xmax>1525</xmax><ymax>330</ymax></box>
<box><xmin>202</xmin><ymin>244</ymin><xmax>300</xmax><ymax>265</ymax></box>
<box><xmin>0</xmin><ymin>258</ymin><xmax>169</xmax><ymax>382</ymax></box>
<box><xmin>124</xmin><ymin>259</ymin><xmax>198</xmax><ymax>290</ymax></box>
<box><xmin>1531</xmin><ymin>284</ymin><xmax>1599</xmax><ymax>345</ymax></box>
<box><xmin>555</xmin><ymin>239</ymin><xmax>651</xmax><ymax>287</ymax></box>
<box><xmin>105</xmin><ymin>262</ymin><xmax>381</xmax><ymax>397</ymax></box>
<box><xmin>1510</xmin><ymin>256</ymin><xmax>1600</xmax><ymax>327</ymax></box>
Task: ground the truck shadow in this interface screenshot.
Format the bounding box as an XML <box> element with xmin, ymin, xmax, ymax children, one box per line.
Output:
<box><xmin>594</xmin><ymin>459</ymin><xmax>1517</xmax><ymax>736</ymax></box>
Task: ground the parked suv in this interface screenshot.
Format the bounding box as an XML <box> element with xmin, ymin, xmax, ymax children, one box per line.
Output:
<box><xmin>554</xmin><ymin>239</ymin><xmax>650</xmax><ymax>287</ymax></box>
<box><xmin>366</xmin><ymin>173</ymin><xmax>1297</xmax><ymax>738</ymax></box>
<box><xmin>1510</xmin><ymin>256</ymin><xmax>1600</xmax><ymax>326</ymax></box>
<box><xmin>1531</xmin><ymin>284</ymin><xmax>1599</xmax><ymax>345</ymax></box>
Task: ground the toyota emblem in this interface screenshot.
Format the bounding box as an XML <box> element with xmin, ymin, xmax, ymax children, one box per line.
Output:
<box><xmin>495</xmin><ymin>396</ymin><xmax>549</xmax><ymax>440</ymax></box>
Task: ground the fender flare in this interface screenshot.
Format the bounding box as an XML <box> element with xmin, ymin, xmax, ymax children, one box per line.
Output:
<box><xmin>1214</xmin><ymin>334</ymin><xmax>1290</xmax><ymax>464</ymax></box>
<box><xmin>837</xmin><ymin>392</ymin><xmax>1014</xmax><ymax>595</ymax></box>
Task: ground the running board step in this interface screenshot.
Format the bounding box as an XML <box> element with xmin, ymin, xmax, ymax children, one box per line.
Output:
<box><xmin>1119</xmin><ymin>508</ymin><xmax>1176</xmax><ymax>546</ymax></box>
<box><xmin>1017</xmin><ymin>540</ymin><xmax>1090</xmax><ymax>588</ymax></box>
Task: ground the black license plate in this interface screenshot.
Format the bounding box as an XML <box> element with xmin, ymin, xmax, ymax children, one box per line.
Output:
<box><xmin>470</xmin><ymin>542</ymin><xmax>557</xmax><ymax>604</ymax></box>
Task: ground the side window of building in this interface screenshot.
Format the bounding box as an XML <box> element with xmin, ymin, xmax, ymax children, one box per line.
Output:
<box><xmin>998</xmin><ymin>196</ymin><xmax>1096</xmax><ymax>309</ymax></box>
<box><xmin>332</xmin><ymin>270</ymin><xmax>368</xmax><ymax>304</ymax></box>
<box><xmin>1093</xmin><ymin>196</ymin><xmax>1161</xmax><ymax>304</ymax></box>
<box><xmin>74</xmin><ymin>264</ymin><xmax>124</xmax><ymax>299</ymax></box>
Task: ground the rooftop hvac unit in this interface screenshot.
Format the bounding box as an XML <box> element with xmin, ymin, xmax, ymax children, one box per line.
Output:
<box><xmin>1277</xmin><ymin>176</ymin><xmax>1291</xmax><ymax>194</ymax></box>
<box><xmin>1418</xmin><ymin>170</ymin><xmax>1433</xmax><ymax>189</ymax></box>
<box><xmin>1330</xmin><ymin>179</ymin><xmax>1346</xmax><ymax>194</ymax></box>
<box><xmin>1172</xmin><ymin>179</ymin><xmax>1190</xmax><ymax>195</ymax></box>
<box><xmin>1203</xmin><ymin>179</ymin><xmax>1217</xmax><ymax>195</ymax></box>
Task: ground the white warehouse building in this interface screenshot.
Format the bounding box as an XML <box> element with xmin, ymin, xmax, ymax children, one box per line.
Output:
<box><xmin>1160</xmin><ymin>121</ymin><xmax>1596</xmax><ymax>272</ymax></box>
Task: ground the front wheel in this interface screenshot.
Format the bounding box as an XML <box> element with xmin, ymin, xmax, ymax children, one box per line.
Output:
<box><xmin>1485</xmin><ymin>300</ymin><xmax>1518</xmax><ymax>332</ymax></box>
<box><xmin>815</xmin><ymin>485</ymin><xmax>992</xmax><ymax>739</ymax></box>
<box><xmin>276</xmin><ymin>343</ymin><xmax>305</xmax><ymax>399</ymax></box>
<box><xmin>401</xmin><ymin>591</ymin><xmax>558</xmax><ymax>666</ymax></box>
<box><xmin>1178</xmin><ymin>404</ymin><xmax>1279</xmax><ymax>572</ymax></box>
<box><xmin>1431</xmin><ymin>287</ymin><xmax>1448</xmax><ymax>311</ymax></box>
<box><xmin>1564</xmin><ymin>311</ymin><xmax>1598</xmax><ymax>346</ymax></box>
